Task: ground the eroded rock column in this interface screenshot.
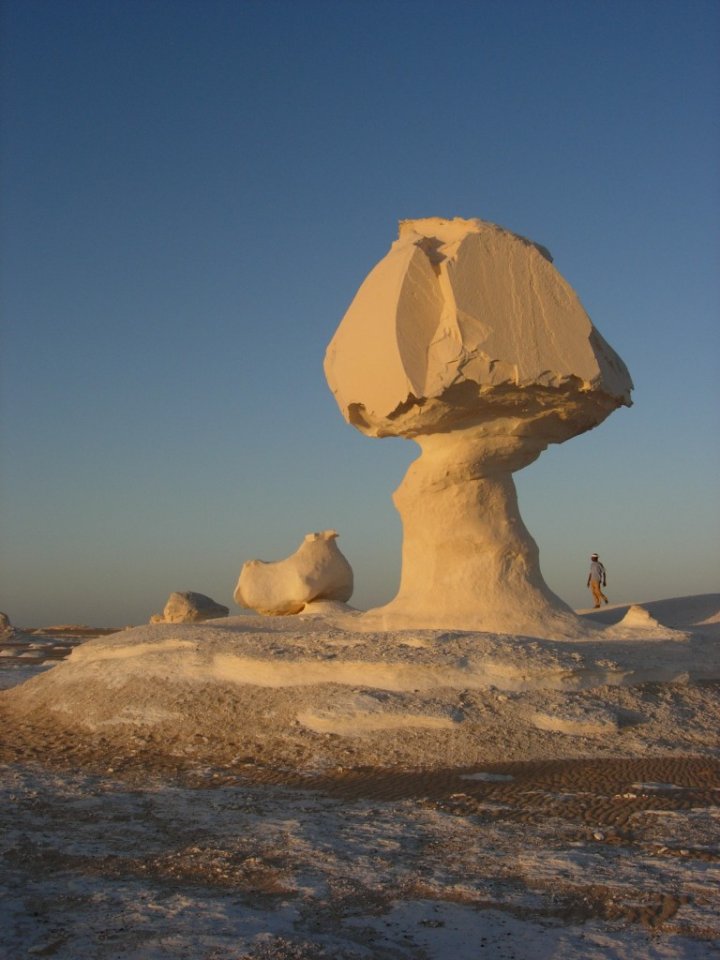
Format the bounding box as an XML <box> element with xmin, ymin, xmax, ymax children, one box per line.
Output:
<box><xmin>372</xmin><ymin>430</ymin><xmax>577</xmax><ymax>633</ymax></box>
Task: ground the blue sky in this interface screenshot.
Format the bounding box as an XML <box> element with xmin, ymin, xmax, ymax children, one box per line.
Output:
<box><xmin>1</xmin><ymin>0</ymin><xmax>718</xmax><ymax>627</ymax></box>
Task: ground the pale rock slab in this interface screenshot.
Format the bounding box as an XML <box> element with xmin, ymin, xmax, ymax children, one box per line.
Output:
<box><xmin>234</xmin><ymin>530</ymin><xmax>354</xmax><ymax>616</ymax></box>
<box><xmin>325</xmin><ymin>217</ymin><xmax>633</xmax><ymax>637</ymax></box>
<box><xmin>151</xmin><ymin>592</ymin><xmax>229</xmax><ymax>624</ymax></box>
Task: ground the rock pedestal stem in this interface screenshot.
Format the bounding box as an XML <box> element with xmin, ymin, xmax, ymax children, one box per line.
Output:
<box><xmin>366</xmin><ymin>429</ymin><xmax>578</xmax><ymax>635</ymax></box>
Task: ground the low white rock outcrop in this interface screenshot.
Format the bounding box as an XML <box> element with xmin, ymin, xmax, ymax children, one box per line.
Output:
<box><xmin>151</xmin><ymin>592</ymin><xmax>229</xmax><ymax>624</ymax></box>
<box><xmin>325</xmin><ymin>217</ymin><xmax>633</xmax><ymax>636</ymax></box>
<box><xmin>234</xmin><ymin>530</ymin><xmax>353</xmax><ymax>616</ymax></box>
<box><xmin>3</xmin><ymin>594</ymin><xmax>718</xmax><ymax>772</ymax></box>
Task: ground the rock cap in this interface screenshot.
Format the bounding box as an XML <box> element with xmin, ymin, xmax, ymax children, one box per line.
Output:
<box><xmin>325</xmin><ymin>216</ymin><xmax>632</xmax><ymax>440</ymax></box>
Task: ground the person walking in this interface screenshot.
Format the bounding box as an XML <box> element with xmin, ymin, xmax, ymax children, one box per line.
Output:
<box><xmin>587</xmin><ymin>553</ymin><xmax>609</xmax><ymax>607</ymax></box>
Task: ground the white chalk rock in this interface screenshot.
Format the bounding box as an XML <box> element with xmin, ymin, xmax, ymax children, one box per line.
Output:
<box><xmin>234</xmin><ymin>530</ymin><xmax>354</xmax><ymax>616</ymax></box>
<box><xmin>325</xmin><ymin>217</ymin><xmax>633</xmax><ymax>636</ymax></box>
<box><xmin>619</xmin><ymin>605</ymin><xmax>664</xmax><ymax>630</ymax></box>
<box><xmin>153</xmin><ymin>592</ymin><xmax>229</xmax><ymax>624</ymax></box>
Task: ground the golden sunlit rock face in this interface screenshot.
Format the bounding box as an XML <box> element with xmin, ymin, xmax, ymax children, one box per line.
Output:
<box><xmin>325</xmin><ymin>217</ymin><xmax>633</xmax><ymax>636</ymax></box>
<box><xmin>325</xmin><ymin>217</ymin><xmax>632</xmax><ymax>440</ymax></box>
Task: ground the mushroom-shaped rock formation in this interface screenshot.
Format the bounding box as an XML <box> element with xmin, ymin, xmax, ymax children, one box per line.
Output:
<box><xmin>324</xmin><ymin>217</ymin><xmax>633</xmax><ymax>636</ymax></box>
<box><xmin>151</xmin><ymin>591</ymin><xmax>229</xmax><ymax>624</ymax></box>
<box><xmin>234</xmin><ymin>530</ymin><xmax>354</xmax><ymax>616</ymax></box>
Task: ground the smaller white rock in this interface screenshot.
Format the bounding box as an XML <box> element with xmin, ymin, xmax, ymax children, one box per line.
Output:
<box><xmin>234</xmin><ymin>530</ymin><xmax>353</xmax><ymax>616</ymax></box>
<box><xmin>152</xmin><ymin>592</ymin><xmax>229</xmax><ymax>624</ymax></box>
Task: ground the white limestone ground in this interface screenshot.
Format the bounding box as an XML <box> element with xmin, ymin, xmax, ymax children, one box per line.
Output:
<box><xmin>2</xmin><ymin>756</ymin><xmax>719</xmax><ymax>960</ymax></box>
<box><xmin>0</xmin><ymin>596</ymin><xmax>718</xmax><ymax>960</ymax></box>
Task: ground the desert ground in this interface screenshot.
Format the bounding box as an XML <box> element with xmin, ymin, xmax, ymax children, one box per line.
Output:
<box><xmin>1</xmin><ymin>597</ymin><xmax>718</xmax><ymax>959</ymax></box>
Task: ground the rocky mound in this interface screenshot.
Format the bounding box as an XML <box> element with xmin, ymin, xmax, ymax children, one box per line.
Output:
<box><xmin>1</xmin><ymin>597</ymin><xmax>718</xmax><ymax>775</ymax></box>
